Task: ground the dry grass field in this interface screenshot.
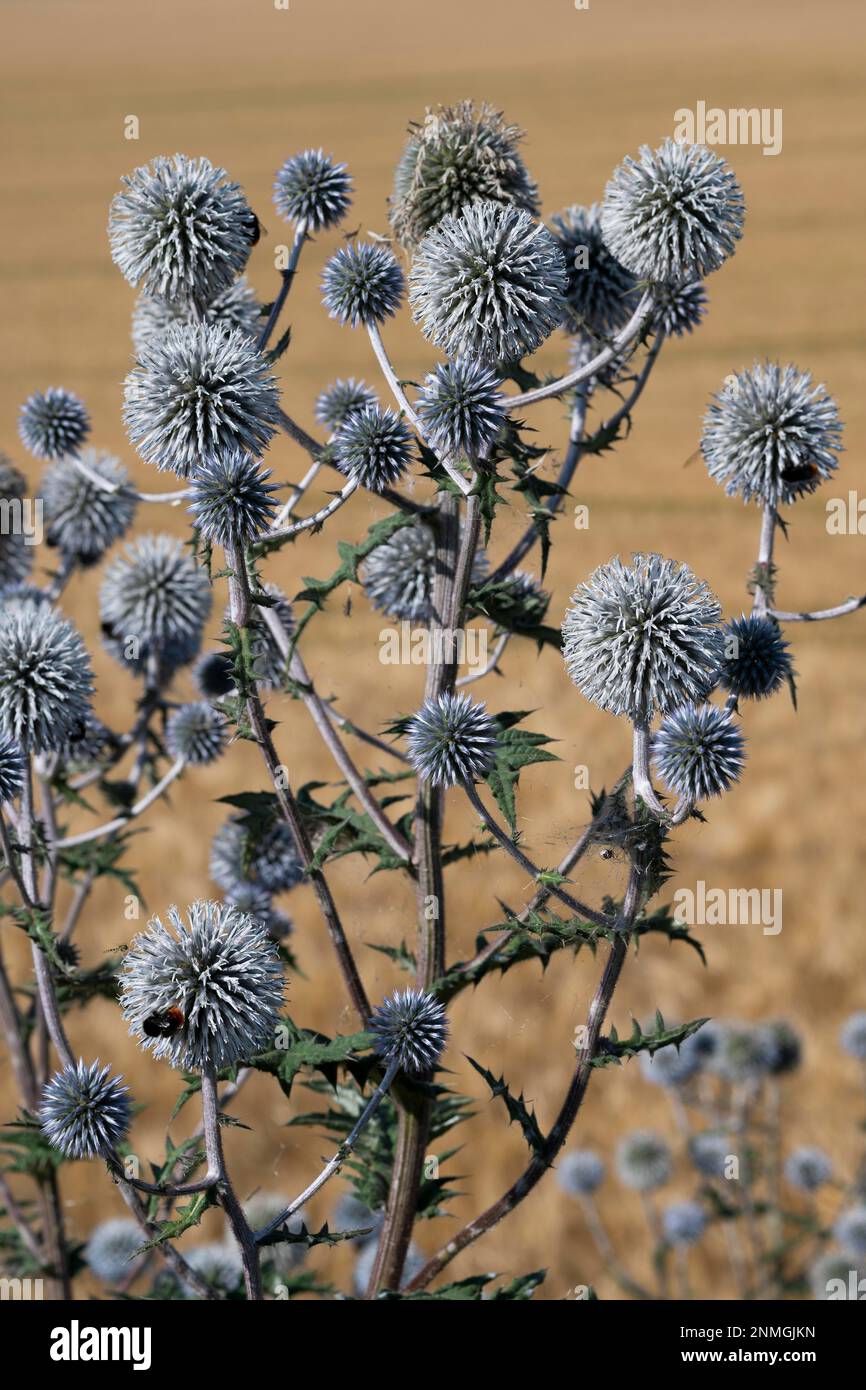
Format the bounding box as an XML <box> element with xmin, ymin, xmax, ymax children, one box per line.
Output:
<box><xmin>1</xmin><ymin>0</ymin><xmax>864</xmax><ymax>1299</ymax></box>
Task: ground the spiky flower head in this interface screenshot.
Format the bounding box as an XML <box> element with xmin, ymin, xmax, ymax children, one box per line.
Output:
<box><xmin>40</xmin><ymin>452</ymin><xmax>137</xmax><ymax>565</ymax></box>
<box><xmin>470</xmin><ymin>570</ymin><xmax>550</xmax><ymax>631</ymax></box>
<box><xmin>0</xmin><ymin>604</ymin><xmax>93</xmax><ymax>752</ymax></box>
<box><xmin>361</xmin><ymin>521</ymin><xmax>487</xmax><ymax>624</ymax></box>
<box><xmin>222</xmin><ymin>582</ymin><xmax>294</xmax><ymax>690</ymax></box>
<box><xmin>194</xmin><ymin>650</ymin><xmax>236</xmax><ymax>700</ymax></box>
<box><xmin>701</xmin><ymin>362</ymin><xmax>843</xmax><ymax>509</ymax></box>
<box><xmin>640</xmin><ymin>1037</ymin><xmax>703</xmax><ymax>1088</ymax></box>
<box><xmin>689</xmin><ymin>1131</ymin><xmax>738</xmax><ymax>1180</ymax></box>
<box><xmin>548</xmin><ymin>203</ymin><xmax>640</xmax><ymax>336</ymax></box>
<box><xmin>784</xmin><ymin>1147</ymin><xmax>832</xmax><ymax>1193</ymax></box>
<box><xmin>315</xmin><ymin>379</ymin><xmax>379</xmax><ymax>432</ymax></box>
<box><xmin>333</xmin><ymin>406</ymin><xmax>413</xmax><ymax>491</ymax></box>
<box><xmin>166</xmin><ymin>702</ymin><xmax>227</xmax><ymax>766</ymax></box>
<box><xmin>85</xmin><ymin>1219</ymin><xmax>144</xmax><ymax>1284</ymax></box>
<box><xmin>662</xmin><ymin>1201</ymin><xmax>707</xmax><ymax>1247</ymax></box>
<box><xmin>131</xmin><ymin>277</ymin><xmax>261</xmax><ymax>355</ymax></box>
<box><xmin>615</xmin><ymin>1130</ymin><xmax>672</xmax><ymax>1192</ymax></box>
<box><xmin>652</xmin><ymin>280</ymin><xmax>708</xmax><ymax>338</ymax></box>
<box><xmin>40</xmin><ymin>1059</ymin><xmax>131</xmax><ymax>1159</ymax></box>
<box><xmin>0</xmin><ymin>734</ymin><xmax>24</xmax><ymax>802</ymax></box>
<box><xmin>56</xmin><ymin>712</ymin><xmax>113</xmax><ymax>771</ymax></box>
<box><xmin>407</xmin><ymin>692</ymin><xmax>499</xmax><ymax>787</ymax></box>
<box><xmin>273</xmin><ymin>149</ymin><xmax>351</xmax><ymax>231</ymax></box>
<box><xmin>100</xmin><ymin>534</ymin><xmax>212</xmax><ymax>670</ymax></box>
<box><xmin>653</xmin><ymin>703</ymin><xmax>745</xmax><ymax>802</ymax></box>
<box><xmin>761</xmin><ymin>1020</ymin><xmax>802</xmax><ymax>1076</ymax></box>
<box><xmin>109</xmin><ymin>155</ymin><xmax>256</xmax><ymax>303</ymax></box>
<box><xmin>562</xmin><ymin>554</ymin><xmax>723</xmax><ymax>722</ymax></box>
<box><xmin>601</xmin><ymin>139</ymin><xmax>745</xmax><ymax>284</ymax></box>
<box><xmin>557</xmin><ymin>1149</ymin><xmax>605</xmax><ymax>1196</ymax></box>
<box><xmin>0</xmin><ymin>456</ymin><xmax>26</xmax><ymax>501</ymax></box>
<box><xmin>0</xmin><ymin>456</ymin><xmax>33</xmax><ymax>587</ymax></box>
<box><xmin>124</xmin><ymin>322</ymin><xmax>279</xmax><ymax>478</ymax></box>
<box><xmin>210</xmin><ymin>815</ymin><xmax>305</xmax><ymax>897</ymax></box>
<box><xmin>121</xmin><ymin>900</ymin><xmax>284</xmax><ymax>1070</ymax></box>
<box><xmin>18</xmin><ymin>388</ymin><xmax>90</xmax><ymax>461</ymax></box>
<box><xmin>834</xmin><ymin>1206</ymin><xmax>866</xmax><ymax>1258</ymax></box>
<box><xmin>707</xmin><ymin>1023</ymin><xmax>772</xmax><ymax>1084</ymax></box>
<box><xmin>390</xmin><ymin>101</ymin><xmax>539</xmax><ymax>251</ymax></box>
<box><xmin>410</xmin><ymin>201</ymin><xmax>567</xmax><ymax>365</ymax></box>
<box><xmin>369</xmin><ymin>988</ymin><xmax>448</xmax><ymax>1073</ymax></box>
<box><xmin>321</xmin><ymin>242</ymin><xmax>404</xmax><ymax>328</ymax></box>
<box><xmin>840</xmin><ymin>1012</ymin><xmax>866</xmax><ymax>1062</ymax></box>
<box><xmin>718</xmin><ymin>614</ymin><xmax>793</xmax><ymax>701</ymax></box>
<box><xmin>188</xmin><ymin>451</ymin><xmax>277</xmax><ymax>548</ymax></box>
<box><xmin>182</xmin><ymin>1244</ymin><xmax>243</xmax><ymax>1296</ymax></box>
<box><xmin>417</xmin><ymin>359</ymin><xmax>504</xmax><ymax>459</ymax></box>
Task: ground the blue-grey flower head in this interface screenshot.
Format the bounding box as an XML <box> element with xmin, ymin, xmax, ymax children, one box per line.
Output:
<box><xmin>0</xmin><ymin>734</ymin><xmax>24</xmax><ymax>802</ymax></box>
<box><xmin>121</xmin><ymin>900</ymin><xmax>285</xmax><ymax>1070</ymax></box>
<box><xmin>333</xmin><ymin>406</ymin><xmax>413</xmax><ymax>492</ymax></box>
<box><xmin>181</xmin><ymin>1244</ymin><xmax>243</xmax><ymax>1296</ymax></box>
<box><xmin>719</xmin><ymin>614</ymin><xmax>793</xmax><ymax>701</ymax></box>
<box><xmin>689</xmin><ymin>1131</ymin><xmax>737</xmax><ymax>1180</ymax></box>
<box><xmin>166</xmin><ymin>702</ymin><xmax>227</xmax><ymax>766</ymax></box>
<box><xmin>840</xmin><ymin>1012</ymin><xmax>866</xmax><ymax>1062</ymax></box>
<box><xmin>615</xmin><ymin>1130</ymin><xmax>672</xmax><ymax>1191</ymax></box>
<box><xmin>410</xmin><ymin>201</ymin><xmax>567</xmax><ymax>365</ymax></box>
<box><xmin>562</xmin><ymin>554</ymin><xmax>724</xmax><ymax>722</ymax></box>
<box><xmin>124</xmin><ymin>322</ymin><xmax>279</xmax><ymax>478</ymax></box>
<box><xmin>369</xmin><ymin>988</ymin><xmax>448</xmax><ymax>1073</ymax></box>
<box><xmin>653</xmin><ymin>703</ymin><xmax>745</xmax><ymax>802</ymax></box>
<box><xmin>273</xmin><ymin>149</ymin><xmax>352</xmax><ymax>231</ymax></box>
<box><xmin>321</xmin><ymin>243</ymin><xmax>404</xmax><ymax>328</ymax></box>
<box><xmin>548</xmin><ymin>203</ymin><xmax>640</xmax><ymax>337</ymax></box>
<box><xmin>361</xmin><ymin>521</ymin><xmax>486</xmax><ymax>624</ymax></box>
<box><xmin>707</xmin><ymin>1023</ymin><xmax>772</xmax><ymax>1084</ymax></box>
<box><xmin>662</xmin><ymin>1201</ymin><xmax>707</xmax><ymax>1247</ymax></box>
<box><xmin>407</xmin><ymin>692</ymin><xmax>499</xmax><ymax>787</ymax></box>
<box><xmin>810</xmin><ymin>1251</ymin><xmax>866</xmax><ymax>1301</ymax></box>
<box><xmin>222</xmin><ymin>582</ymin><xmax>294</xmax><ymax>690</ymax></box>
<box><xmin>194</xmin><ymin>650</ymin><xmax>236</xmax><ymax>700</ymax></box>
<box><xmin>109</xmin><ymin>155</ymin><xmax>256</xmax><ymax>303</ymax></box>
<box><xmin>131</xmin><ymin>277</ymin><xmax>262</xmax><ymax>355</ymax></box>
<box><xmin>417</xmin><ymin>359</ymin><xmax>505</xmax><ymax>459</ymax></box>
<box><xmin>0</xmin><ymin>603</ymin><xmax>93</xmax><ymax>753</ymax></box>
<box><xmin>40</xmin><ymin>452</ymin><xmax>137</xmax><ymax>566</ymax></box>
<box><xmin>40</xmin><ymin>1059</ymin><xmax>131</xmax><ymax>1159</ymax></box>
<box><xmin>315</xmin><ymin>379</ymin><xmax>378</xmax><ymax>432</ymax></box>
<box><xmin>390</xmin><ymin>101</ymin><xmax>539</xmax><ymax>251</ymax></box>
<box><xmin>0</xmin><ymin>457</ymin><xmax>34</xmax><ymax>588</ymax></box>
<box><xmin>210</xmin><ymin>814</ymin><xmax>305</xmax><ymax>897</ymax></box>
<box><xmin>100</xmin><ymin>534</ymin><xmax>212</xmax><ymax>671</ymax></box>
<box><xmin>601</xmin><ymin>139</ymin><xmax>745</xmax><ymax>284</ymax></box>
<box><xmin>639</xmin><ymin>1036</ymin><xmax>704</xmax><ymax>1088</ymax></box>
<box><xmin>56</xmin><ymin>713</ymin><xmax>113</xmax><ymax>772</ymax></box>
<box><xmin>761</xmin><ymin>1020</ymin><xmax>802</xmax><ymax>1076</ymax></box>
<box><xmin>18</xmin><ymin>388</ymin><xmax>90</xmax><ymax>461</ymax></box>
<box><xmin>188</xmin><ymin>451</ymin><xmax>278</xmax><ymax>548</ymax></box>
<box><xmin>701</xmin><ymin>362</ymin><xmax>843</xmax><ymax>508</ymax></box>
<box><xmin>85</xmin><ymin>1219</ymin><xmax>143</xmax><ymax>1283</ymax></box>
<box><xmin>784</xmin><ymin>1146</ymin><xmax>832</xmax><ymax>1193</ymax></box>
<box><xmin>834</xmin><ymin>1206</ymin><xmax>866</xmax><ymax>1258</ymax></box>
<box><xmin>557</xmin><ymin>1149</ymin><xmax>605</xmax><ymax>1196</ymax></box>
<box><xmin>652</xmin><ymin>280</ymin><xmax>708</xmax><ymax>338</ymax></box>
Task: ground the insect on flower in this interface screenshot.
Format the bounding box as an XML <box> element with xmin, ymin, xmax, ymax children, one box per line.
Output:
<box><xmin>142</xmin><ymin>1005</ymin><xmax>185</xmax><ymax>1039</ymax></box>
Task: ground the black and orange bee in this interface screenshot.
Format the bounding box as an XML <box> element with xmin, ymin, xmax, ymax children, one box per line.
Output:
<box><xmin>142</xmin><ymin>1005</ymin><xmax>185</xmax><ymax>1039</ymax></box>
<box><xmin>780</xmin><ymin>462</ymin><xmax>821</xmax><ymax>484</ymax></box>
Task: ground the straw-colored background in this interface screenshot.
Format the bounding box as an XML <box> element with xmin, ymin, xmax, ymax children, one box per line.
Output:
<box><xmin>1</xmin><ymin>0</ymin><xmax>864</xmax><ymax>1299</ymax></box>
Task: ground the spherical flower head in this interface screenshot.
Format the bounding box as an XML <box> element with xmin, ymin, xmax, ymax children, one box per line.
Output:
<box><xmin>410</xmin><ymin>201</ymin><xmax>567</xmax><ymax>365</ymax></box>
<box><xmin>333</xmin><ymin>406</ymin><xmax>413</xmax><ymax>492</ymax></box>
<box><xmin>124</xmin><ymin>322</ymin><xmax>279</xmax><ymax>478</ymax></box>
<box><xmin>194</xmin><ymin>650</ymin><xmax>236</xmax><ymax>700</ymax></box>
<box><xmin>0</xmin><ymin>735</ymin><xmax>24</xmax><ymax>802</ymax></box>
<box><xmin>321</xmin><ymin>242</ymin><xmax>404</xmax><ymax>328</ymax></box>
<box><xmin>719</xmin><ymin>614</ymin><xmax>793</xmax><ymax>701</ymax></box>
<box><xmin>222</xmin><ymin>582</ymin><xmax>295</xmax><ymax>690</ymax></box>
<box><xmin>548</xmin><ymin>203</ymin><xmax>640</xmax><ymax>336</ymax></box>
<box><xmin>40</xmin><ymin>1059</ymin><xmax>131</xmax><ymax>1159</ymax></box>
<box><xmin>121</xmin><ymin>900</ymin><xmax>284</xmax><ymax>1071</ymax></box>
<box><xmin>41</xmin><ymin>451</ymin><xmax>137</xmax><ymax>565</ymax></box>
<box><xmin>0</xmin><ymin>603</ymin><xmax>93</xmax><ymax>753</ymax></box>
<box><xmin>639</xmin><ymin>1038</ymin><xmax>703</xmax><ymax>1088</ymax></box>
<box><xmin>840</xmin><ymin>1012</ymin><xmax>866</xmax><ymax>1062</ymax></box>
<box><xmin>0</xmin><ymin>457</ymin><xmax>33</xmax><ymax>588</ymax></box>
<box><xmin>56</xmin><ymin>712</ymin><xmax>112</xmax><ymax>771</ymax></box>
<box><xmin>557</xmin><ymin>1149</ymin><xmax>605</xmax><ymax>1196</ymax></box>
<box><xmin>166</xmin><ymin>702</ymin><xmax>227</xmax><ymax>766</ymax></box>
<box><xmin>834</xmin><ymin>1206</ymin><xmax>866</xmax><ymax>1259</ymax></box>
<box><xmin>188</xmin><ymin>451</ymin><xmax>278</xmax><ymax>548</ymax></box>
<box><xmin>100</xmin><ymin>534</ymin><xmax>212</xmax><ymax>668</ymax></box>
<box><xmin>652</xmin><ymin>280</ymin><xmax>708</xmax><ymax>338</ymax></box>
<box><xmin>708</xmin><ymin>1023</ymin><xmax>772</xmax><ymax>1084</ymax></box>
<box><xmin>663</xmin><ymin>1201</ymin><xmax>707</xmax><ymax>1247</ymax></box>
<box><xmin>562</xmin><ymin>554</ymin><xmax>723</xmax><ymax>722</ymax></box>
<box><xmin>109</xmin><ymin>154</ymin><xmax>256</xmax><ymax>303</ymax></box>
<box><xmin>315</xmin><ymin>379</ymin><xmax>378</xmax><ymax>432</ymax></box>
<box><xmin>417</xmin><ymin>359</ymin><xmax>505</xmax><ymax>460</ymax></box>
<box><xmin>601</xmin><ymin>139</ymin><xmax>745</xmax><ymax>284</ymax></box>
<box><xmin>810</xmin><ymin>1251</ymin><xmax>866</xmax><ymax>1301</ymax></box>
<box><xmin>761</xmin><ymin>1020</ymin><xmax>802</xmax><ymax>1076</ymax></box>
<box><xmin>784</xmin><ymin>1146</ymin><xmax>832</xmax><ymax>1193</ymax></box>
<box><xmin>407</xmin><ymin>692</ymin><xmax>499</xmax><ymax>787</ymax></box>
<box><xmin>390</xmin><ymin>101</ymin><xmax>539</xmax><ymax>251</ymax></box>
<box><xmin>85</xmin><ymin>1219</ymin><xmax>144</xmax><ymax>1284</ymax></box>
<box><xmin>182</xmin><ymin>1243</ymin><xmax>243</xmax><ymax>1296</ymax></box>
<box><xmin>210</xmin><ymin>815</ymin><xmax>305</xmax><ymax>897</ymax></box>
<box><xmin>273</xmin><ymin>149</ymin><xmax>352</xmax><ymax>231</ymax></box>
<box><xmin>702</xmin><ymin>361</ymin><xmax>843</xmax><ymax>509</ymax></box>
<box><xmin>472</xmin><ymin>569</ymin><xmax>550</xmax><ymax>631</ymax></box>
<box><xmin>653</xmin><ymin>703</ymin><xmax>745</xmax><ymax>802</ymax></box>
<box><xmin>369</xmin><ymin>988</ymin><xmax>448</xmax><ymax>1073</ymax></box>
<box><xmin>131</xmin><ymin>277</ymin><xmax>262</xmax><ymax>355</ymax></box>
<box><xmin>18</xmin><ymin>388</ymin><xmax>90</xmax><ymax>461</ymax></box>
<box><xmin>361</xmin><ymin>522</ymin><xmax>487</xmax><ymax>624</ymax></box>
<box><xmin>615</xmin><ymin>1130</ymin><xmax>672</xmax><ymax>1192</ymax></box>
<box><xmin>689</xmin><ymin>1131</ymin><xmax>737</xmax><ymax>1180</ymax></box>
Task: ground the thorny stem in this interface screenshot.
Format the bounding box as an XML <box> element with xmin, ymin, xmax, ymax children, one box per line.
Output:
<box><xmin>200</xmin><ymin>1063</ymin><xmax>262</xmax><ymax>1301</ymax></box>
<box><xmin>53</xmin><ymin>757</ymin><xmax>187</xmax><ymax>849</ymax></box>
<box><xmin>257</xmin><ymin>218</ymin><xmax>307</xmax><ymax>353</ymax></box>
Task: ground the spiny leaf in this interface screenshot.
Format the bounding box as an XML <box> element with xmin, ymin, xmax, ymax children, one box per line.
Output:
<box><xmin>592</xmin><ymin>1014</ymin><xmax>709</xmax><ymax>1069</ymax></box>
<box><xmin>465</xmin><ymin>1055</ymin><xmax>546</xmax><ymax>1157</ymax></box>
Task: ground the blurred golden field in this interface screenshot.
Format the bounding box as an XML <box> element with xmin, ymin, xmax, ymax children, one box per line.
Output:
<box><xmin>1</xmin><ymin>0</ymin><xmax>865</xmax><ymax>1299</ymax></box>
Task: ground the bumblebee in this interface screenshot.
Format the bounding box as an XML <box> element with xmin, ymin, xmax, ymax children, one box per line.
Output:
<box><xmin>142</xmin><ymin>1005</ymin><xmax>185</xmax><ymax>1039</ymax></box>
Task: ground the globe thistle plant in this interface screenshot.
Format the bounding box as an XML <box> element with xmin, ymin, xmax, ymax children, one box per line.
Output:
<box><xmin>416</xmin><ymin>359</ymin><xmax>505</xmax><ymax>459</ymax></box>
<box><xmin>840</xmin><ymin>1012</ymin><xmax>866</xmax><ymax>1062</ymax></box>
<box><xmin>409</xmin><ymin>201</ymin><xmax>567</xmax><ymax>364</ymax></box>
<box><xmin>662</xmin><ymin>1201</ymin><xmax>707</xmax><ymax>1247</ymax></box>
<box><xmin>0</xmin><ymin>734</ymin><xmax>24</xmax><ymax>803</ymax></box>
<box><xmin>40</xmin><ymin>1059</ymin><xmax>131</xmax><ymax>1159</ymax></box>
<box><xmin>124</xmin><ymin>322</ymin><xmax>279</xmax><ymax>478</ymax></box>
<box><xmin>701</xmin><ymin>362</ymin><xmax>843</xmax><ymax>509</ymax></box>
<box><xmin>188</xmin><ymin>451</ymin><xmax>278</xmax><ymax>548</ymax></box>
<box><xmin>707</xmin><ymin>1023</ymin><xmax>773</xmax><ymax>1085</ymax></box>
<box><xmin>109</xmin><ymin>154</ymin><xmax>256</xmax><ymax>303</ymax></box>
<box><xmin>652</xmin><ymin>703</ymin><xmax>746</xmax><ymax>802</ymax></box>
<box><xmin>784</xmin><ymin>1146</ymin><xmax>832</xmax><ymax>1193</ymax></box>
<box><xmin>639</xmin><ymin>1038</ymin><xmax>703</xmax><ymax>1088</ymax></box>
<box><xmin>557</xmin><ymin>1149</ymin><xmax>606</xmax><ymax>1196</ymax></box>
<box><xmin>361</xmin><ymin>521</ymin><xmax>486</xmax><ymax>624</ymax></box>
<box><xmin>761</xmin><ymin>1020</ymin><xmax>802</xmax><ymax>1077</ymax></box>
<box><xmin>601</xmin><ymin>138</ymin><xmax>745</xmax><ymax>284</ymax></box>
<box><xmin>718</xmin><ymin>614</ymin><xmax>793</xmax><ymax>701</ymax></box>
<box><xmin>237</xmin><ymin>1194</ymin><xmax>309</xmax><ymax>1275</ymax></box>
<box><xmin>56</xmin><ymin>712</ymin><xmax>113</xmax><ymax>771</ymax></box>
<box><xmin>471</xmin><ymin>570</ymin><xmax>550</xmax><ymax>631</ymax></box>
<box><xmin>652</xmin><ymin>279</ymin><xmax>708</xmax><ymax>338</ymax></box>
<box><xmin>368</xmin><ymin>988</ymin><xmax>448</xmax><ymax>1074</ymax></box>
<box><xmin>321</xmin><ymin>243</ymin><xmax>404</xmax><ymax>328</ymax></box>
<box><xmin>833</xmin><ymin>1206</ymin><xmax>866</xmax><ymax>1259</ymax></box>
<box><xmin>548</xmin><ymin>203</ymin><xmax>640</xmax><ymax>336</ymax></box>
<box><xmin>131</xmin><ymin>277</ymin><xmax>262</xmax><ymax>355</ymax></box>
<box><xmin>0</xmin><ymin>603</ymin><xmax>93</xmax><ymax>752</ymax></box>
<box><xmin>333</xmin><ymin>406</ymin><xmax>413</xmax><ymax>491</ymax></box>
<box><xmin>222</xmin><ymin>582</ymin><xmax>294</xmax><ymax>690</ymax></box>
<box><xmin>407</xmin><ymin>692</ymin><xmax>499</xmax><ymax>787</ymax></box>
<box><xmin>0</xmin><ymin>458</ymin><xmax>33</xmax><ymax>587</ymax></box>
<box><xmin>209</xmin><ymin>815</ymin><xmax>305</xmax><ymax>897</ymax></box>
<box><xmin>561</xmin><ymin>554</ymin><xmax>724</xmax><ymax>722</ymax></box>
<box><xmin>41</xmin><ymin>451</ymin><xmax>137</xmax><ymax>565</ymax></box>
<box><xmin>273</xmin><ymin>149</ymin><xmax>352</xmax><ymax>231</ymax></box>
<box><xmin>84</xmin><ymin>1219</ymin><xmax>144</xmax><ymax>1284</ymax></box>
<box><xmin>315</xmin><ymin>378</ymin><xmax>378</xmax><ymax>432</ymax></box>
<box><xmin>689</xmin><ymin>1131</ymin><xmax>737</xmax><ymax>1180</ymax></box>
<box><xmin>100</xmin><ymin>534</ymin><xmax>212</xmax><ymax>669</ymax></box>
<box><xmin>121</xmin><ymin>900</ymin><xmax>285</xmax><ymax>1070</ymax></box>
<box><xmin>166</xmin><ymin>702</ymin><xmax>228</xmax><ymax>766</ymax></box>
<box><xmin>615</xmin><ymin>1130</ymin><xmax>672</xmax><ymax>1192</ymax></box>
<box><xmin>18</xmin><ymin>387</ymin><xmax>90</xmax><ymax>461</ymax></box>
<box><xmin>194</xmin><ymin>650</ymin><xmax>236</xmax><ymax>700</ymax></box>
<box><xmin>181</xmin><ymin>1244</ymin><xmax>244</xmax><ymax>1296</ymax></box>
